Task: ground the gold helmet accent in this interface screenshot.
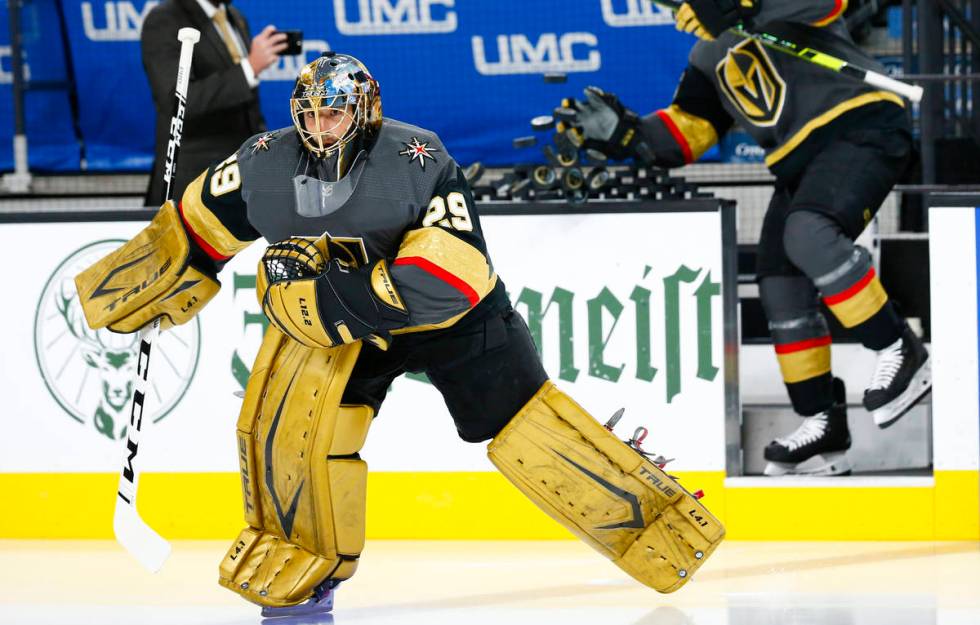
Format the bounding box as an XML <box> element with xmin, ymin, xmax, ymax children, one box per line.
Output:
<box><xmin>290</xmin><ymin>52</ymin><xmax>382</xmax><ymax>159</ymax></box>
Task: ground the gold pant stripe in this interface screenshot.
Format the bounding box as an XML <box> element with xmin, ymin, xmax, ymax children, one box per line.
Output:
<box><xmin>777</xmin><ymin>345</ymin><xmax>831</xmax><ymax>384</ymax></box>
<box><xmin>826</xmin><ymin>275</ymin><xmax>888</xmax><ymax>328</ymax></box>
<box><xmin>766</xmin><ymin>92</ymin><xmax>905</xmax><ymax>166</ymax></box>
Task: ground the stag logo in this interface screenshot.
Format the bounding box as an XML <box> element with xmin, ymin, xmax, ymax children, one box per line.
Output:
<box><xmin>33</xmin><ymin>241</ymin><xmax>200</xmax><ymax>440</ymax></box>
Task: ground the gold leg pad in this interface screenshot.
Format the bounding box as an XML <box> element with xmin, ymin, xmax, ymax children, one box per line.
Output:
<box><xmin>218</xmin><ymin>527</ymin><xmax>353</xmax><ymax>608</ymax></box>
<box><xmin>223</xmin><ymin>329</ymin><xmax>370</xmax><ymax>608</ymax></box>
<box><xmin>330</xmin><ymin>405</ymin><xmax>374</xmax><ymax>455</ymax></box>
<box><xmin>488</xmin><ymin>381</ymin><xmax>725</xmax><ymax>593</ymax></box>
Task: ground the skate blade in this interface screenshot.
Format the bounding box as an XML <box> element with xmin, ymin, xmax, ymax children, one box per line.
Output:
<box><xmin>261</xmin><ymin>615</ymin><xmax>334</xmax><ymax>625</ymax></box>
<box><xmin>764</xmin><ymin>452</ymin><xmax>851</xmax><ymax>477</ymax></box>
<box><xmin>874</xmin><ymin>360</ymin><xmax>932</xmax><ymax>429</ymax></box>
<box><xmin>260</xmin><ymin>593</ymin><xmax>334</xmax><ymax>619</ymax></box>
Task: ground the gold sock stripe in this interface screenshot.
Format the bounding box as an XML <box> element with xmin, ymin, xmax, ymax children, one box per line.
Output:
<box><xmin>776</xmin><ymin>343</ymin><xmax>831</xmax><ymax>384</ymax></box>
<box><xmin>824</xmin><ymin>269</ymin><xmax>888</xmax><ymax>328</ymax></box>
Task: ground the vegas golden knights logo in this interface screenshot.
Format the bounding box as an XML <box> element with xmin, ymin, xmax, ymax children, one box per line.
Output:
<box><xmin>716</xmin><ymin>38</ymin><xmax>786</xmax><ymax>127</ymax></box>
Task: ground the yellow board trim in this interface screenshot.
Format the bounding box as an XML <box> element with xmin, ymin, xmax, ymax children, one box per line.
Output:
<box><xmin>3</xmin><ymin>470</ymin><xmax>977</xmax><ymax>541</ymax></box>
<box><xmin>766</xmin><ymin>91</ymin><xmax>905</xmax><ymax>166</ymax></box>
<box><xmin>180</xmin><ymin>171</ymin><xmax>251</xmax><ymax>258</ymax></box>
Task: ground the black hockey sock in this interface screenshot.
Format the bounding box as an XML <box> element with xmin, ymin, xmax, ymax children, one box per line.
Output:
<box><xmin>844</xmin><ymin>299</ymin><xmax>904</xmax><ymax>350</ymax></box>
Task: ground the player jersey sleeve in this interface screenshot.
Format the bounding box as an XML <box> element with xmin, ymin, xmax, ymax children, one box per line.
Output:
<box><xmin>177</xmin><ymin>151</ymin><xmax>261</xmax><ymax>272</ymax></box>
<box><xmin>388</xmin><ymin>163</ymin><xmax>496</xmax><ymax>328</ymax></box>
<box><xmin>750</xmin><ymin>0</ymin><xmax>848</xmax><ymax>28</ymax></box>
<box><xmin>638</xmin><ymin>64</ymin><xmax>733</xmax><ymax>167</ymax></box>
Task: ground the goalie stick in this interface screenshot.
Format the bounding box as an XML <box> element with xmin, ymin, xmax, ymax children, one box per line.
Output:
<box><xmin>652</xmin><ymin>0</ymin><xmax>923</xmax><ymax>103</ymax></box>
<box><xmin>113</xmin><ymin>26</ymin><xmax>200</xmax><ymax>573</ymax></box>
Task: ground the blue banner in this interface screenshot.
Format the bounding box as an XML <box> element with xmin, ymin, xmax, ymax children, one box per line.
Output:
<box><xmin>60</xmin><ymin>0</ymin><xmax>158</xmax><ymax>170</ymax></box>
<box><xmin>0</xmin><ymin>0</ymin><xmax>80</xmax><ymax>172</ymax></box>
<box><xmin>242</xmin><ymin>0</ymin><xmax>696</xmax><ymax>166</ymax></box>
<box><xmin>23</xmin><ymin>0</ymin><xmax>701</xmax><ymax>171</ymax></box>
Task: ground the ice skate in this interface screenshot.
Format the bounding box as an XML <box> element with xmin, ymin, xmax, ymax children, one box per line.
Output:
<box><xmin>764</xmin><ymin>379</ymin><xmax>851</xmax><ymax>476</ymax></box>
<box><xmin>260</xmin><ymin>580</ymin><xmax>337</xmax><ymax>619</ymax></box>
<box><xmin>863</xmin><ymin>325</ymin><xmax>931</xmax><ymax>429</ymax></box>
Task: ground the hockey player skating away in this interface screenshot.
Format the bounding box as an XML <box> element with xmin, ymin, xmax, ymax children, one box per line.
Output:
<box><xmin>73</xmin><ymin>53</ymin><xmax>723</xmax><ymax>616</ymax></box>
<box><xmin>559</xmin><ymin>0</ymin><xmax>931</xmax><ymax>477</ymax></box>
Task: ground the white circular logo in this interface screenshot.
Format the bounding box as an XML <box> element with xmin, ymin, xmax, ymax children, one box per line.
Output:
<box><xmin>34</xmin><ymin>240</ymin><xmax>200</xmax><ymax>440</ymax></box>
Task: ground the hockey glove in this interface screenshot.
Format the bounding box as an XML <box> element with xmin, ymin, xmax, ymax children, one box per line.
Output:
<box><xmin>675</xmin><ymin>0</ymin><xmax>760</xmax><ymax>40</ymax></box>
<box><xmin>557</xmin><ymin>87</ymin><xmax>655</xmax><ymax>163</ymax></box>
<box><xmin>74</xmin><ymin>201</ymin><xmax>220</xmax><ymax>333</ymax></box>
<box><xmin>259</xmin><ymin>237</ymin><xmax>408</xmax><ymax>350</ymax></box>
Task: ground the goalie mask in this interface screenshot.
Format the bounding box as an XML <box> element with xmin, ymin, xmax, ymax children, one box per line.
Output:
<box><xmin>290</xmin><ymin>52</ymin><xmax>382</xmax><ymax>167</ymax></box>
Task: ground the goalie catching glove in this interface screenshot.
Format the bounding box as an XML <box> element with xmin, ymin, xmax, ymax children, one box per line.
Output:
<box><xmin>258</xmin><ymin>237</ymin><xmax>409</xmax><ymax>350</ymax></box>
<box><xmin>558</xmin><ymin>87</ymin><xmax>655</xmax><ymax>163</ymax></box>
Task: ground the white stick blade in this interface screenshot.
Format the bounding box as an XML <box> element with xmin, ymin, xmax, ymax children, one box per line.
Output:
<box><xmin>114</xmin><ymin>498</ymin><xmax>171</xmax><ymax>573</ymax></box>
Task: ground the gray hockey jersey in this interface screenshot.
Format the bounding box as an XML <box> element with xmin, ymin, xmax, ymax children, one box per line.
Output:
<box><xmin>177</xmin><ymin>117</ymin><xmax>504</xmax><ymax>331</ymax></box>
<box><xmin>638</xmin><ymin>1</ymin><xmax>907</xmax><ymax>178</ymax></box>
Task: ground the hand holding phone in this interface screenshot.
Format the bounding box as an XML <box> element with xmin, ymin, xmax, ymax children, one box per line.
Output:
<box><xmin>273</xmin><ymin>30</ymin><xmax>303</xmax><ymax>56</ymax></box>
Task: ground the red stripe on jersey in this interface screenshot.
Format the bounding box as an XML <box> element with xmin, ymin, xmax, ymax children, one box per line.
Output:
<box><xmin>823</xmin><ymin>268</ymin><xmax>875</xmax><ymax>305</ymax></box>
<box><xmin>178</xmin><ymin>201</ymin><xmax>231</xmax><ymax>262</ymax></box>
<box><xmin>393</xmin><ymin>256</ymin><xmax>479</xmax><ymax>307</ymax></box>
<box><xmin>774</xmin><ymin>335</ymin><xmax>832</xmax><ymax>355</ymax></box>
<box><xmin>656</xmin><ymin>110</ymin><xmax>694</xmax><ymax>164</ymax></box>
<box><xmin>815</xmin><ymin>0</ymin><xmax>845</xmax><ymax>26</ymax></box>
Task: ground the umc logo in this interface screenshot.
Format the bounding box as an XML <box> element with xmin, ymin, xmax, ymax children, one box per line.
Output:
<box><xmin>473</xmin><ymin>32</ymin><xmax>601</xmax><ymax>76</ymax></box>
<box><xmin>33</xmin><ymin>241</ymin><xmax>200</xmax><ymax>441</ymax></box>
<box><xmin>601</xmin><ymin>0</ymin><xmax>676</xmax><ymax>27</ymax></box>
<box><xmin>82</xmin><ymin>1</ymin><xmax>159</xmax><ymax>42</ymax></box>
<box><xmin>334</xmin><ymin>0</ymin><xmax>457</xmax><ymax>35</ymax></box>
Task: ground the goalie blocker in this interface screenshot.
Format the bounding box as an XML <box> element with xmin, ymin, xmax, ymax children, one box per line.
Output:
<box><xmin>73</xmin><ymin>201</ymin><xmax>219</xmax><ymax>333</ymax></box>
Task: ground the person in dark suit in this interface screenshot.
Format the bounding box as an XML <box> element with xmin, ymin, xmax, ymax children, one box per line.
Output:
<box><xmin>141</xmin><ymin>0</ymin><xmax>287</xmax><ymax>205</ymax></box>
